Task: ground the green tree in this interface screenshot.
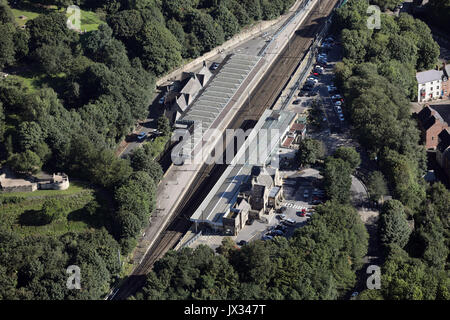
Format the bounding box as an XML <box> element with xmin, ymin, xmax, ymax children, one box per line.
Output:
<box><xmin>186</xmin><ymin>10</ymin><xmax>225</xmax><ymax>53</ymax></box>
<box><xmin>157</xmin><ymin>114</ymin><xmax>171</xmax><ymax>137</ymax></box>
<box><xmin>333</xmin><ymin>147</ymin><xmax>360</xmax><ymax>171</ymax></box>
<box><xmin>9</xmin><ymin>150</ymin><xmax>43</xmax><ymax>174</ymax></box>
<box><xmin>138</xmin><ymin>22</ymin><xmax>182</xmax><ymax>76</ymax></box>
<box><xmin>129</xmin><ymin>147</ymin><xmax>163</xmax><ymax>181</ymax></box>
<box><xmin>0</xmin><ymin>23</ymin><xmax>16</xmax><ymax>69</ymax></box>
<box><xmin>379</xmin><ymin>199</ymin><xmax>412</xmax><ymax>248</ymax></box>
<box><xmin>296</xmin><ymin>138</ymin><xmax>325</xmax><ymax>167</ymax></box>
<box><xmin>366</xmin><ymin>171</ymin><xmax>388</xmax><ymax>202</ymax></box>
<box><xmin>321</xmin><ymin>157</ymin><xmax>352</xmax><ymax>204</ymax></box>
<box><xmin>0</xmin><ymin>0</ymin><xmax>14</xmax><ymax>24</ymax></box>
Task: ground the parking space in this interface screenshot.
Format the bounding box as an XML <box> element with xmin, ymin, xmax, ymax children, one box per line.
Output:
<box><xmin>234</xmin><ymin>168</ymin><xmax>325</xmax><ymax>245</ymax></box>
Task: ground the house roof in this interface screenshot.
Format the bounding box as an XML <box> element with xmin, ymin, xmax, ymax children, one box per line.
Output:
<box><xmin>417</xmin><ymin>105</ymin><xmax>449</xmax><ymax>130</ymax></box>
<box><xmin>429</xmin><ymin>104</ymin><xmax>450</xmax><ymax>125</ymax></box>
<box><xmin>437</xmin><ymin>128</ymin><xmax>450</xmax><ymax>152</ymax></box>
<box><xmin>282</xmin><ymin>136</ymin><xmax>295</xmax><ymax>148</ymax></box>
<box><xmin>175</xmin><ymin>94</ymin><xmax>188</xmax><ymax>112</ymax></box>
<box><xmin>290</xmin><ymin>122</ymin><xmax>305</xmax><ymax>133</ymax></box>
<box><xmin>416</xmin><ymin>69</ymin><xmax>443</xmax><ymax>84</ymax></box>
<box><xmin>180</xmin><ymin>75</ymin><xmax>202</xmax><ymax>96</ymax></box>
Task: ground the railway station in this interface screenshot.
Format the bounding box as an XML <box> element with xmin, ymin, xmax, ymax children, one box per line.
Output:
<box><xmin>176</xmin><ymin>53</ymin><xmax>263</xmax><ymax>133</ymax></box>
<box><xmin>190</xmin><ymin>109</ymin><xmax>298</xmax><ymax>235</ymax></box>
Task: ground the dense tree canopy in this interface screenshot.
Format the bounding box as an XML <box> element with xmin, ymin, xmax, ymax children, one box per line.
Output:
<box><xmin>135</xmin><ymin>201</ymin><xmax>368</xmax><ymax>300</ymax></box>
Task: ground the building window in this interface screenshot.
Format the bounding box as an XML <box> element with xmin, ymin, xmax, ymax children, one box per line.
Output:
<box><xmin>431</xmin><ymin>81</ymin><xmax>433</xmax><ymax>84</ymax></box>
<box><xmin>431</xmin><ymin>87</ymin><xmax>433</xmax><ymax>91</ymax></box>
<box><xmin>437</xmin><ymin>86</ymin><xmax>439</xmax><ymax>89</ymax></box>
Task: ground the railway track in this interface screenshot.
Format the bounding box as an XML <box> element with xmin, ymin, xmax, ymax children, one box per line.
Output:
<box><xmin>111</xmin><ymin>0</ymin><xmax>339</xmax><ymax>300</ymax></box>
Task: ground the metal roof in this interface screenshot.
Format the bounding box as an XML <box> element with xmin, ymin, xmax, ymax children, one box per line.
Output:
<box><xmin>190</xmin><ymin>109</ymin><xmax>297</xmax><ymax>226</ymax></box>
<box><xmin>178</xmin><ymin>54</ymin><xmax>262</xmax><ymax>133</ymax></box>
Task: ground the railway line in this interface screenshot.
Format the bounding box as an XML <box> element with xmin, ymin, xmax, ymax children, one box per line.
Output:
<box><xmin>111</xmin><ymin>0</ymin><xmax>339</xmax><ymax>300</ymax></box>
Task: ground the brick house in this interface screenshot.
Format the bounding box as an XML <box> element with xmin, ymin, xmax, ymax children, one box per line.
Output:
<box><xmin>436</xmin><ymin>128</ymin><xmax>450</xmax><ymax>180</ymax></box>
<box><xmin>416</xmin><ymin>105</ymin><xmax>450</xmax><ymax>149</ymax></box>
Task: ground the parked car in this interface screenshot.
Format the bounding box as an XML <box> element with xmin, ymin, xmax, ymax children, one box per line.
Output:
<box><xmin>307</xmin><ymin>77</ymin><xmax>318</xmax><ymax>84</ymax></box>
<box><xmin>237</xmin><ymin>240</ymin><xmax>247</xmax><ymax>246</ymax></box>
<box><xmin>271</xmin><ymin>230</ymin><xmax>284</xmax><ymax>236</ymax></box>
<box><xmin>293</xmin><ymin>99</ymin><xmax>301</xmax><ymax>105</ymax></box>
<box><xmin>282</xmin><ymin>218</ymin><xmax>296</xmax><ymax>226</ymax></box>
<box><xmin>298</xmin><ymin>91</ymin><xmax>306</xmax><ymax>97</ymax></box>
<box><xmin>210</xmin><ymin>62</ymin><xmax>220</xmax><ymax>70</ymax></box>
<box><xmin>312</xmin><ymin>199</ymin><xmax>323</xmax><ymax>205</ymax></box>
<box><xmin>303</xmin><ymin>189</ymin><xmax>309</xmax><ymax>198</ymax></box>
<box><xmin>335</xmin><ymin>105</ymin><xmax>342</xmax><ymax>113</ymax></box>
<box><xmin>275</xmin><ymin>224</ymin><xmax>287</xmax><ymax>231</ymax></box>
<box><xmin>334</xmin><ymin>100</ymin><xmax>342</xmax><ymax>106</ymax></box>
<box><xmin>331</xmin><ymin>94</ymin><xmax>342</xmax><ymax>100</ymax></box>
<box><xmin>339</xmin><ymin>113</ymin><xmax>345</xmax><ymax>122</ymax></box>
<box><xmin>296</xmin><ymin>210</ymin><xmax>306</xmax><ymax>217</ymax></box>
<box><xmin>277</xmin><ymin>214</ymin><xmax>286</xmax><ymax>220</ymax></box>
<box><xmin>158</xmin><ymin>96</ymin><xmax>165</xmax><ymax>104</ymax></box>
<box><xmin>327</xmin><ymin>85</ymin><xmax>337</xmax><ymax>93</ymax></box>
<box><xmin>262</xmin><ymin>235</ymin><xmax>273</xmax><ymax>241</ymax></box>
<box><xmin>308</xmin><ymin>91</ymin><xmax>318</xmax><ymax>97</ymax></box>
<box><xmin>246</xmin><ymin>218</ymin><xmax>254</xmax><ymax>225</ymax></box>
<box><xmin>137</xmin><ymin>132</ymin><xmax>147</xmax><ymax>141</ymax></box>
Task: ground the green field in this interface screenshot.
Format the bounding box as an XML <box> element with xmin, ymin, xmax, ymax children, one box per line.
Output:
<box><xmin>0</xmin><ymin>181</ymin><xmax>97</xmax><ymax>238</ymax></box>
<box><xmin>11</xmin><ymin>8</ymin><xmax>40</xmax><ymax>26</ymax></box>
<box><xmin>9</xmin><ymin>2</ymin><xmax>104</xmax><ymax>31</ymax></box>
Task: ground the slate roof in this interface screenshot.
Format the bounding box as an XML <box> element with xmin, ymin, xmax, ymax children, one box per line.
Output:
<box><xmin>437</xmin><ymin>128</ymin><xmax>450</xmax><ymax>153</ymax></box>
<box><xmin>417</xmin><ymin>105</ymin><xmax>448</xmax><ymax>130</ymax></box>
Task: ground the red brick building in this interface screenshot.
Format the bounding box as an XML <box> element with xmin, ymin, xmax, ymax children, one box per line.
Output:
<box><xmin>416</xmin><ymin>105</ymin><xmax>450</xmax><ymax>150</ymax></box>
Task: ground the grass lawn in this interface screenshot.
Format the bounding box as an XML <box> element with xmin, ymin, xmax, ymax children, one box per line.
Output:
<box><xmin>78</xmin><ymin>9</ymin><xmax>104</xmax><ymax>32</ymax></box>
<box><xmin>11</xmin><ymin>8</ymin><xmax>40</xmax><ymax>27</ymax></box>
<box><xmin>0</xmin><ymin>181</ymin><xmax>90</xmax><ymax>198</ymax></box>
<box><xmin>9</xmin><ymin>2</ymin><xmax>104</xmax><ymax>31</ymax></box>
<box><xmin>0</xmin><ymin>181</ymin><xmax>96</xmax><ymax>238</ymax></box>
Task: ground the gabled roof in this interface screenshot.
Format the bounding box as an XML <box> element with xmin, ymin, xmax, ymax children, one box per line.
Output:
<box><xmin>197</xmin><ymin>65</ymin><xmax>212</xmax><ymax>86</ymax></box>
<box><xmin>429</xmin><ymin>104</ymin><xmax>450</xmax><ymax>125</ymax></box>
<box><xmin>416</xmin><ymin>69</ymin><xmax>443</xmax><ymax>84</ymax></box>
<box><xmin>417</xmin><ymin>105</ymin><xmax>448</xmax><ymax>130</ymax></box>
<box><xmin>437</xmin><ymin>128</ymin><xmax>450</xmax><ymax>153</ymax></box>
<box><xmin>175</xmin><ymin>94</ymin><xmax>188</xmax><ymax>112</ymax></box>
<box><xmin>180</xmin><ymin>75</ymin><xmax>202</xmax><ymax>96</ymax></box>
